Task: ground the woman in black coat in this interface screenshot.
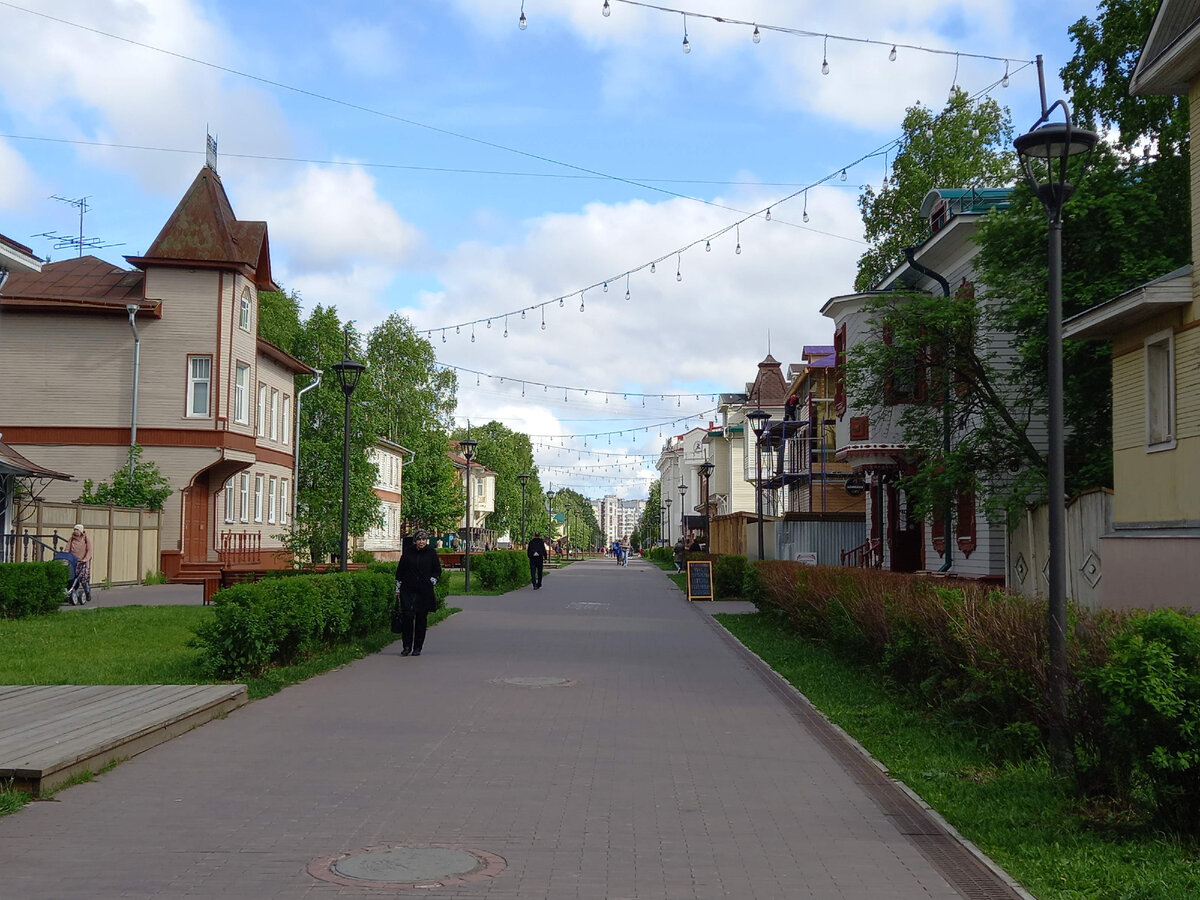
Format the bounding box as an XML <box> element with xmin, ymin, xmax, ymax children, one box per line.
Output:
<box><xmin>394</xmin><ymin>530</ymin><xmax>442</xmax><ymax>656</ymax></box>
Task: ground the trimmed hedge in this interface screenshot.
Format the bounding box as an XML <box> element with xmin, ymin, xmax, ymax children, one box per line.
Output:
<box><xmin>467</xmin><ymin>551</ymin><xmax>527</xmax><ymax>591</ymax></box>
<box><xmin>194</xmin><ymin>567</ymin><xmax>450</xmax><ymax>679</ymax></box>
<box><xmin>0</xmin><ymin>561</ymin><xmax>69</xmax><ymax>618</ymax></box>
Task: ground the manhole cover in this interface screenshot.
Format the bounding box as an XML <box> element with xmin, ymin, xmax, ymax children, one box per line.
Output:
<box><xmin>491</xmin><ymin>675</ymin><xmax>575</xmax><ymax>687</ymax></box>
<box><xmin>568</xmin><ymin>601</ymin><xmax>609</xmax><ymax>610</ymax></box>
<box><xmin>308</xmin><ymin>844</ymin><xmax>506</xmax><ymax>889</ymax></box>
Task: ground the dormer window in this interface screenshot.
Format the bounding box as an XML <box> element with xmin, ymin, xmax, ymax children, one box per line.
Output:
<box><xmin>239</xmin><ymin>287</ymin><xmax>252</xmax><ymax>332</ymax></box>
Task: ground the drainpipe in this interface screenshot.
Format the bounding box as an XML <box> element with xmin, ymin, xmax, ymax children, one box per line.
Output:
<box><xmin>293</xmin><ymin>369</ymin><xmax>323</xmax><ymax>520</ymax></box>
<box><xmin>0</xmin><ymin>267</ymin><xmax>10</xmax><ymax>294</ymax></box>
<box><xmin>125</xmin><ymin>304</ymin><xmax>142</xmax><ymax>476</ymax></box>
<box><xmin>903</xmin><ymin>247</ymin><xmax>954</xmax><ymax>573</ymax></box>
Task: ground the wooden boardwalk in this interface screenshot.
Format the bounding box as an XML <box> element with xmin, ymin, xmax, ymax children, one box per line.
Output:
<box><xmin>0</xmin><ymin>684</ymin><xmax>248</xmax><ymax>796</ymax></box>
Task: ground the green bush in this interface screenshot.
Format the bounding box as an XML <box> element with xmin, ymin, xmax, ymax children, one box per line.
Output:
<box><xmin>193</xmin><ymin>569</ymin><xmax>395</xmax><ymax>678</ymax></box>
<box><xmin>469</xmin><ymin>551</ymin><xmax>526</xmax><ymax>590</ymax></box>
<box><xmin>1089</xmin><ymin>608</ymin><xmax>1200</xmax><ymax>833</ymax></box>
<box><xmin>713</xmin><ymin>555</ymin><xmax>747</xmax><ymax>600</ymax></box>
<box><xmin>645</xmin><ymin>546</ymin><xmax>672</xmax><ymax>565</ymax></box>
<box><xmin>0</xmin><ymin>561</ymin><xmax>69</xmax><ymax>618</ymax></box>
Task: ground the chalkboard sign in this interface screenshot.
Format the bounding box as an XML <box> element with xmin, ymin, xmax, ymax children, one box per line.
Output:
<box><xmin>686</xmin><ymin>560</ymin><xmax>713</xmax><ymax>601</ymax></box>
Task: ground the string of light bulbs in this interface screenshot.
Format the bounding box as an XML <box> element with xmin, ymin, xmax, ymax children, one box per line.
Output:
<box><xmin>454</xmin><ymin>407</ymin><xmax>716</xmax><ymax>442</ymax></box>
<box><xmin>531</xmin><ymin>0</ymin><xmax>1031</xmax><ymax>71</ymax></box>
<box><xmin>439</xmin><ymin>361</ymin><xmax>718</xmax><ymax>406</ymax></box>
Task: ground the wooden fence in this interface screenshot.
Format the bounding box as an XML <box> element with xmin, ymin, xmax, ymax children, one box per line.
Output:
<box><xmin>14</xmin><ymin>501</ymin><xmax>161</xmax><ymax>586</ymax></box>
<box><xmin>1006</xmin><ymin>488</ymin><xmax>1112</xmax><ymax>610</ymax></box>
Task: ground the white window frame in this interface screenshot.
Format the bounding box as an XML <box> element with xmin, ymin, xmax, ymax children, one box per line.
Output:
<box><xmin>267</xmin><ymin>476</ymin><xmax>277</xmax><ymax>524</ymax></box>
<box><xmin>234</xmin><ymin>364</ymin><xmax>250</xmax><ymax>424</ymax></box>
<box><xmin>239</xmin><ymin>473</ymin><xmax>250</xmax><ymax>523</ymax></box>
<box><xmin>186</xmin><ymin>355</ymin><xmax>212</xmax><ymax>418</ymax></box>
<box><xmin>1145</xmin><ymin>328</ymin><xmax>1177</xmax><ymax>451</ymax></box>
<box><xmin>223</xmin><ymin>478</ymin><xmax>234</xmax><ymax>523</ymax></box>
<box><xmin>279</xmin><ymin>478</ymin><xmax>289</xmax><ymax>526</ymax></box>
<box><xmin>257</xmin><ymin>383</ymin><xmax>268</xmax><ymax>438</ymax></box>
<box><xmin>239</xmin><ymin>287</ymin><xmax>252</xmax><ymax>332</ymax></box>
<box><xmin>254</xmin><ymin>474</ymin><xmax>264</xmax><ymax>523</ymax></box>
<box><xmin>282</xmin><ymin>396</ymin><xmax>292</xmax><ymax>445</ymax></box>
<box><xmin>270</xmin><ymin>389</ymin><xmax>279</xmax><ymax>441</ymax></box>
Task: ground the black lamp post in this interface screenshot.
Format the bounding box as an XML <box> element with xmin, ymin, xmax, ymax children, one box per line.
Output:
<box><xmin>517</xmin><ymin>473</ymin><xmax>530</xmax><ymax>546</ymax></box>
<box><xmin>678</xmin><ymin>482</ymin><xmax>688</xmax><ymax>543</ymax></box>
<box><xmin>699</xmin><ymin>460</ymin><xmax>715</xmax><ymax>551</ymax></box>
<box><xmin>746</xmin><ymin>409</ymin><xmax>771</xmax><ymax>561</ymax></box>
<box><xmin>546</xmin><ymin>489</ymin><xmax>556</xmax><ymax>540</ymax></box>
<box><xmin>330</xmin><ymin>329</ymin><xmax>366</xmax><ymax>572</ymax></box>
<box><xmin>665</xmin><ymin>498</ymin><xmax>672</xmax><ymax>547</ymax></box>
<box><xmin>659</xmin><ymin>503</ymin><xmax>666</xmax><ymax>547</ymax></box>
<box><xmin>1014</xmin><ymin>58</ymin><xmax>1098</xmax><ymax>773</ymax></box>
<box><xmin>460</xmin><ymin>436</ymin><xmax>478</xmax><ymax>592</ymax></box>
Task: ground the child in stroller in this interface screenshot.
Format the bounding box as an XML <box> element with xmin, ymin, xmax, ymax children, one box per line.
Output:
<box><xmin>53</xmin><ymin>552</ymin><xmax>90</xmax><ymax>605</ymax></box>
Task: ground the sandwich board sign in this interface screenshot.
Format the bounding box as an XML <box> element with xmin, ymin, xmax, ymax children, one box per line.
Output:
<box><xmin>686</xmin><ymin>560</ymin><xmax>713</xmax><ymax>601</ymax></box>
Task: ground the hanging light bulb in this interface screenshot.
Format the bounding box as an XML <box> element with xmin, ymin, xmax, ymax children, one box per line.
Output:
<box><xmin>889</xmin><ymin>45</ymin><xmax>897</xmax><ymax>62</ymax></box>
<box><xmin>705</xmin><ymin>240</ymin><xmax>711</xmax><ymax>252</ymax></box>
<box><xmin>471</xmin><ymin>325</ymin><xmax>476</xmax><ymax>343</ymax></box>
<box><xmin>735</xmin><ymin>224</ymin><xmax>741</xmax><ymax>254</ymax></box>
<box><xmin>1001</xmin><ymin>61</ymin><xmax>1010</xmax><ymax>88</ymax></box>
<box><xmin>972</xmin><ymin>126</ymin><xmax>980</xmax><ymax>139</ymax></box>
<box><xmin>503</xmin><ymin>317</ymin><xmax>508</xmax><ymax>337</ymax></box>
<box><xmin>521</xmin><ymin>309</ymin><xmax>526</xmax><ymax>319</ymax></box>
<box><xmin>650</xmin><ymin>261</ymin><xmax>656</xmax><ymax>274</ymax></box>
<box><xmin>625</xmin><ymin>274</ymin><xmax>630</xmax><ymax>301</ymax></box>
<box><xmin>821</xmin><ymin>35</ymin><xmax>829</xmax><ymax>75</ymax></box>
<box><xmin>841</xmin><ymin>168</ymin><xmax>847</xmax><ymax>181</ymax></box>
<box><xmin>682</xmin><ymin>14</ymin><xmax>690</xmax><ymax>54</ymax></box>
<box><xmin>559</xmin><ymin>297</ymin><xmax>564</xmax><ymax>307</ymax></box>
<box><xmin>441</xmin><ymin>329</ymin><xmax>446</xmax><ymax>343</ymax></box>
<box><xmin>822</xmin><ymin>57</ymin><xmax>829</xmax><ymax>75</ymax></box>
<box><xmin>603</xmin><ymin>281</ymin><xmax>608</xmax><ymax>293</ymax></box>
<box><xmin>487</xmin><ymin>318</ymin><xmax>492</xmax><ymax>328</ymax></box>
<box><xmin>455</xmin><ymin>325</ymin><xmax>460</xmax><ymax>334</ymax></box>
<box><xmin>602</xmin><ymin>0</ymin><xmax>610</xmax><ymax>16</ymax></box>
<box><xmin>926</xmin><ymin>126</ymin><xmax>934</xmax><ymax>139</ymax></box>
<box><xmin>676</xmin><ymin>253</ymin><xmax>682</xmax><ymax>282</ymax></box>
<box><xmin>518</xmin><ymin>2</ymin><xmax>527</xmax><ymax>30</ymax></box>
<box><xmin>541</xmin><ymin>308</ymin><xmax>546</xmax><ymax>330</ymax></box>
<box><xmin>752</xmin><ymin>25</ymin><xmax>761</xmax><ymax>43</ymax></box>
<box><xmin>802</xmin><ymin>192</ymin><xmax>809</xmax><ymax>223</ymax></box>
<box><xmin>579</xmin><ymin>293</ymin><xmax>585</xmax><ymax>312</ymax></box>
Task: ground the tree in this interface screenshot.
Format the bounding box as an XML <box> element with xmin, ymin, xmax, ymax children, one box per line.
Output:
<box><xmin>287</xmin><ymin>306</ymin><xmax>381</xmax><ymax>562</ymax></box>
<box><xmin>450</xmin><ymin>421</ymin><xmax>538</xmax><ymax>543</ymax></box>
<box><xmin>77</xmin><ymin>445</ymin><xmax>172</xmax><ymax>510</ymax></box>
<box><xmin>256</xmin><ymin>288</ymin><xmax>303</xmax><ymax>351</ymax></box>
<box><xmin>1061</xmin><ymin>0</ymin><xmax>1189</xmax><ymax>155</ymax></box>
<box><xmin>637</xmin><ymin>481</ymin><xmax>663</xmax><ymax>546</ymax></box>
<box><xmin>855</xmin><ymin>89</ymin><xmax>1017</xmax><ymax>291</ymax></box>
<box><xmin>367</xmin><ymin>315</ymin><xmax>461</xmax><ymax>533</ymax></box>
<box><xmin>548</xmin><ymin>488</ymin><xmax>600</xmax><ymax>550</ymax></box>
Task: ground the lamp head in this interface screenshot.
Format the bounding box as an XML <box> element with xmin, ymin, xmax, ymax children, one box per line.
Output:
<box><xmin>517</xmin><ymin>472</ymin><xmax>530</xmax><ymax>485</ymax></box>
<box><xmin>746</xmin><ymin>408</ymin><xmax>771</xmax><ymax>437</ymax></box>
<box><xmin>459</xmin><ymin>437</ymin><xmax>477</xmax><ymax>461</ymax></box>
<box><xmin>1014</xmin><ymin>120</ymin><xmax>1098</xmax><ymax>219</ymax></box>
<box><xmin>698</xmin><ymin>461</ymin><xmax>715</xmax><ymax>479</ymax></box>
<box><xmin>331</xmin><ymin>358</ymin><xmax>366</xmax><ymax>396</ymax></box>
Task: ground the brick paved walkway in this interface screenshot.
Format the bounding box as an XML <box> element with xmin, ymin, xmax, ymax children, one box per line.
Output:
<box><xmin>0</xmin><ymin>559</ymin><xmax>1025</xmax><ymax>899</ymax></box>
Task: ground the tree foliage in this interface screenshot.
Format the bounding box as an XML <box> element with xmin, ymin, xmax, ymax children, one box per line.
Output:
<box><xmin>1061</xmin><ymin>0</ymin><xmax>1189</xmax><ymax>155</ymax></box>
<box><xmin>548</xmin><ymin>487</ymin><xmax>601</xmax><ymax>550</ymax></box>
<box><xmin>77</xmin><ymin>445</ymin><xmax>172</xmax><ymax>510</ymax></box>
<box><xmin>367</xmin><ymin>315</ymin><xmax>460</xmax><ymax>532</ymax></box>
<box><xmin>451</xmin><ymin>421</ymin><xmax>540</xmax><ymax>544</ymax></box>
<box><xmin>855</xmin><ymin>89</ymin><xmax>1017</xmax><ymax>291</ymax></box>
<box><xmin>637</xmin><ymin>480</ymin><xmax>663</xmax><ymax>545</ymax></box>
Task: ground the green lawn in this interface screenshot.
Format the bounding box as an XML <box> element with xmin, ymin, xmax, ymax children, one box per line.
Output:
<box><xmin>717</xmin><ymin>611</ymin><xmax>1200</xmax><ymax>900</ymax></box>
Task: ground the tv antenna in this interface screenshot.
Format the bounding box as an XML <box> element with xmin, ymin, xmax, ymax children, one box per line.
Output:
<box><xmin>33</xmin><ymin>195</ymin><xmax>125</xmax><ymax>258</ymax></box>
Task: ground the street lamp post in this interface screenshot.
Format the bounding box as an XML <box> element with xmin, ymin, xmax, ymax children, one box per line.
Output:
<box><xmin>1014</xmin><ymin>57</ymin><xmax>1098</xmax><ymax>774</ymax></box>
<box><xmin>678</xmin><ymin>482</ymin><xmax>688</xmax><ymax>544</ymax></box>
<box><xmin>746</xmin><ymin>409</ymin><xmax>771</xmax><ymax>561</ymax></box>
<box><xmin>546</xmin><ymin>489</ymin><xmax>556</xmax><ymax>539</ymax></box>
<box><xmin>460</xmin><ymin>436</ymin><xmax>478</xmax><ymax>592</ymax></box>
<box><xmin>664</xmin><ymin>498</ymin><xmax>672</xmax><ymax>547</ymax></box>
<box><xmin>330</xmin><ymin>330</ymin><xmax>366</xmax><ymax>572</ymax></box>
<box><xmin>517</xmin><ymin>473</ymin><xmax>530</xmax><ymax>547</ymax></box>
<box><xmin>699</xmin><ymin>460</ymin><xmax>715</xmax><ymax>552</ymax></box>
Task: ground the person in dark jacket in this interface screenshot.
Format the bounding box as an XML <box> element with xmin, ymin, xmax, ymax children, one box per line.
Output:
<box><xmin>673</xmin><ymin>538</ymin><xmax>686</xmax><ymax>573</ymax></box>
<box><xmin>394</xmin><ymin>529</ymin><xmax>442</xmax><ymax>656</ymax></box>
<box><xmin>526</xmin><ymin>531</ymin><xmax>548</xmax><ymax>589</ymax></box>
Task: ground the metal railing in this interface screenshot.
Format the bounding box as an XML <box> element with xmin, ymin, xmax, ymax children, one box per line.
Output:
<box><xmin>1</xmin><ymin>531</ymin><xmax>67</xmax><ymax>564</ymax></box>
<box><xmin>841</xmin><ymin>537</ymin><xmax>882</xmax><ymax>568</ymax></box>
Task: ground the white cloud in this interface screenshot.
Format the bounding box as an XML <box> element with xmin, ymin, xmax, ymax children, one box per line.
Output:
<box><xmin>0</xmin><ymin>140</ymin><xmax>40</xmax><ymax>210</ymax></box>
<box><xmin>330</xmin><ymin>21</ymin><xmax>402</xmax><ymax>78</ymax></box>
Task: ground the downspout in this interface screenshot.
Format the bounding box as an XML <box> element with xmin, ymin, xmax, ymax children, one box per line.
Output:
<box><xmin>903</xmin><ymin>247</ymin><xmax>954</xmax><ymax>573</ymax></box>
<box><xmin>125</xmin><ymin>304</ymin><xmax>142</xmax><ymax>476</ymax></box>
<box><xmin>0</xmin><ymin>267</ymin><xmax>10</xmax><ymax>294</ymax></box>
<box><xmin>293</xmin><ymin>369</ymin><xmax>323</xmax><ymax>521</ymax></box>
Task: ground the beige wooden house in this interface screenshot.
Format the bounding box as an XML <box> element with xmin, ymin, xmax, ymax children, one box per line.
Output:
<box><xmin>0</xmin><ymin>165</ymin><xmax>313</xmax><ymax>586</ymax></box>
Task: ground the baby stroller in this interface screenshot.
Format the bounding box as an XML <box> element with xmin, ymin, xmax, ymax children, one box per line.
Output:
<box><xmin>53</xmin><ymin>552</ymin><xmax>90</xmax><ymax>605</ymax></box>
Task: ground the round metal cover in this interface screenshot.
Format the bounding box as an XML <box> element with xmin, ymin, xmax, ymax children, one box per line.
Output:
<box><xmin>493</xmin><ymin>675</ymin><xmax>574</xmax><ymax>687</ymax></box>
<box><xmin>308</xmin><ymin>844</ymin><xmax>506</xmax><ymax>890</ymax></box>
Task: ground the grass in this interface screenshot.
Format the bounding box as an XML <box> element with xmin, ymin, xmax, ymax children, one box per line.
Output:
<box><xmin>716</xmin><ymin>610</ymin><xmax>1200</xmax><ymax>900</ymax></box>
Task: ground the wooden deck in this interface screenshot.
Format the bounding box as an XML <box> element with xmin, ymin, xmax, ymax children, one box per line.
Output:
<box><xmin>0</xmin><ymin>684</ymin><xmax>248</xmax><ymax>796</ymax></box>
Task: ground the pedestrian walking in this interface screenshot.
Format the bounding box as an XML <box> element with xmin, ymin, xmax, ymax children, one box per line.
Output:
<box><xmin>64</xmin><ymin>523</ymin><xmax>93</xmax><ymax>603</ymax></box>
<box><xmin>394</xmin><ymin>530</ymin><xmax>442</xmax><ymax>657</ymax></box>
<box><xmin>673</xmin><ymin>537</ymin><xmax>685</xmax><ymax>573</ymax></box>
<box><xmin>527</xmin><ymin>531</ymin><xmax>547</xmax><ymax>589</ymax></box>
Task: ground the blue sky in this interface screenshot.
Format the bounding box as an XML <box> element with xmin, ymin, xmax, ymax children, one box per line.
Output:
<box><xmin>0</xmin><ymin>0</ymin><xmax>1101</xmax><ymax>498</ymax></box>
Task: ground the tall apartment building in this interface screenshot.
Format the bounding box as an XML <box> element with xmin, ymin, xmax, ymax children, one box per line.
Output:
<box><xmin>599</xmin><ymin>494</ymin><xmax>646</xmax><ymax>545</ymax></box>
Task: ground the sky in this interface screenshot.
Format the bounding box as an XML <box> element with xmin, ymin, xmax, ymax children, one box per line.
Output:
<box><xmin>0</xmin><ymin>0</ymin><xmax>1103</xmax><ymax>500</ymax></box>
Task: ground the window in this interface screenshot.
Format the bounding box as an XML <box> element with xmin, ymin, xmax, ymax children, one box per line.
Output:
<box><xmin>281</xmin><ymin>396</ymin><xmax>291</xmax><ymax>445</ymax></box>
<box><xmin>1145</xmin><ymin>329</ymin><xmax>1176</xmax><ymax>449</ymax></box>
<box><xmin>254</xmin><ymin>474</ymin><xmax>264</xmax><ymax>523</ymax></box>
<box><xmin>239</xmin><ymin>287</ymin><xmax>252</xmax><ymax>331</ymax></box>
<box><xmin>267</xmin><ymin>476</ymin><xmax>277</xmax><ymax>524</ymax></box>
<box><xmin>234</xmin><ymin>364</ymin><xmax>250</xmax><ymax>424</ymax></box>
<box><xmin>239</xmin><ymin>473</ymin><xmax>249</xmax><ymax>523</ymax></box>
<box><xmin>270</xmin><ymin>389</ymin><xmax>279</xmax><ymax>441</ymax></box>
<box><xmin>834</xmin><ymin>323</ymin><xmax>847</xmax><ymax>417</ymax></box>
<box><xmin>223</xmin><ymin>478</ymin><xmax>234</xmax><ymax>523</ymax></box>
<box><xmin>187</xmin><ymin>356</ymin><xmax>212</xmax><ymax>417</ymax></box>
<box><xmin>279</xmin><ymin>479</ymin><xmax>289</xmax><ymax>526</ymax></box>
<box><xmin>257</xmin><ymin>384</ymin><xmax>268</xmax><ymax>437</ymax></box>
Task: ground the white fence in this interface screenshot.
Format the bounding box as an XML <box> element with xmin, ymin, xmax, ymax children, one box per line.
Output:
<box><xmin>1006</xmin><ymin>489</ymin><xmax>1113</xmax><ymax>610</ymax></box>
<box><xmin>13</xmin><ymin>500</ymin><xmax>162</xmax><ymax>586</ymax></box>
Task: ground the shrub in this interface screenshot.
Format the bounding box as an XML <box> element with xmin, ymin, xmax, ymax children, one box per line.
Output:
<box><xmin>193</xmin><ymin>569</ymin><xmax>395</xmax><ymax>678</ymax></box>
<box><xmin>469</xmin><ymin>551</ymin><xmax>526</xmax><ymax>591</ymax></box>
<box><xmin>645</xmin><ymin>546</ymin><xmax>672</xmax><ymax>565</ymax></box>
<box><xmin>713</xmin><ymin>555</ymin><xmax>747</xmax><ymax>599</ymax></box>
<box><xmin>0</xmin><ymin>561</ymin><xmax>68</xmax><ymax>617</ymax></box>
<box><xmin>351</xmin><ymin>549</ymin><xmax>375</xmax><ymax>564</ymax></box>
<box><xmin>1088</xmin><ymin>608</ymin><xmax>1200</xmax><ymax>833</ymax></box>
<box><xmin>367</xmin><ymin>561</ymin><xmax>449</xmax><ymax>610</ymax></box>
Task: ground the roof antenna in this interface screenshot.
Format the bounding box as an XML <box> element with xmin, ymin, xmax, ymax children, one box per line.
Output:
<box><xmin>33</xmin><ymin>195</ymin><xmax>125</xmax><ymax>258</ymax></box>
<box><xmin>767</xmin><ymin>328</ymin><xmax>771</xmax><ymax>356</ymax></box>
